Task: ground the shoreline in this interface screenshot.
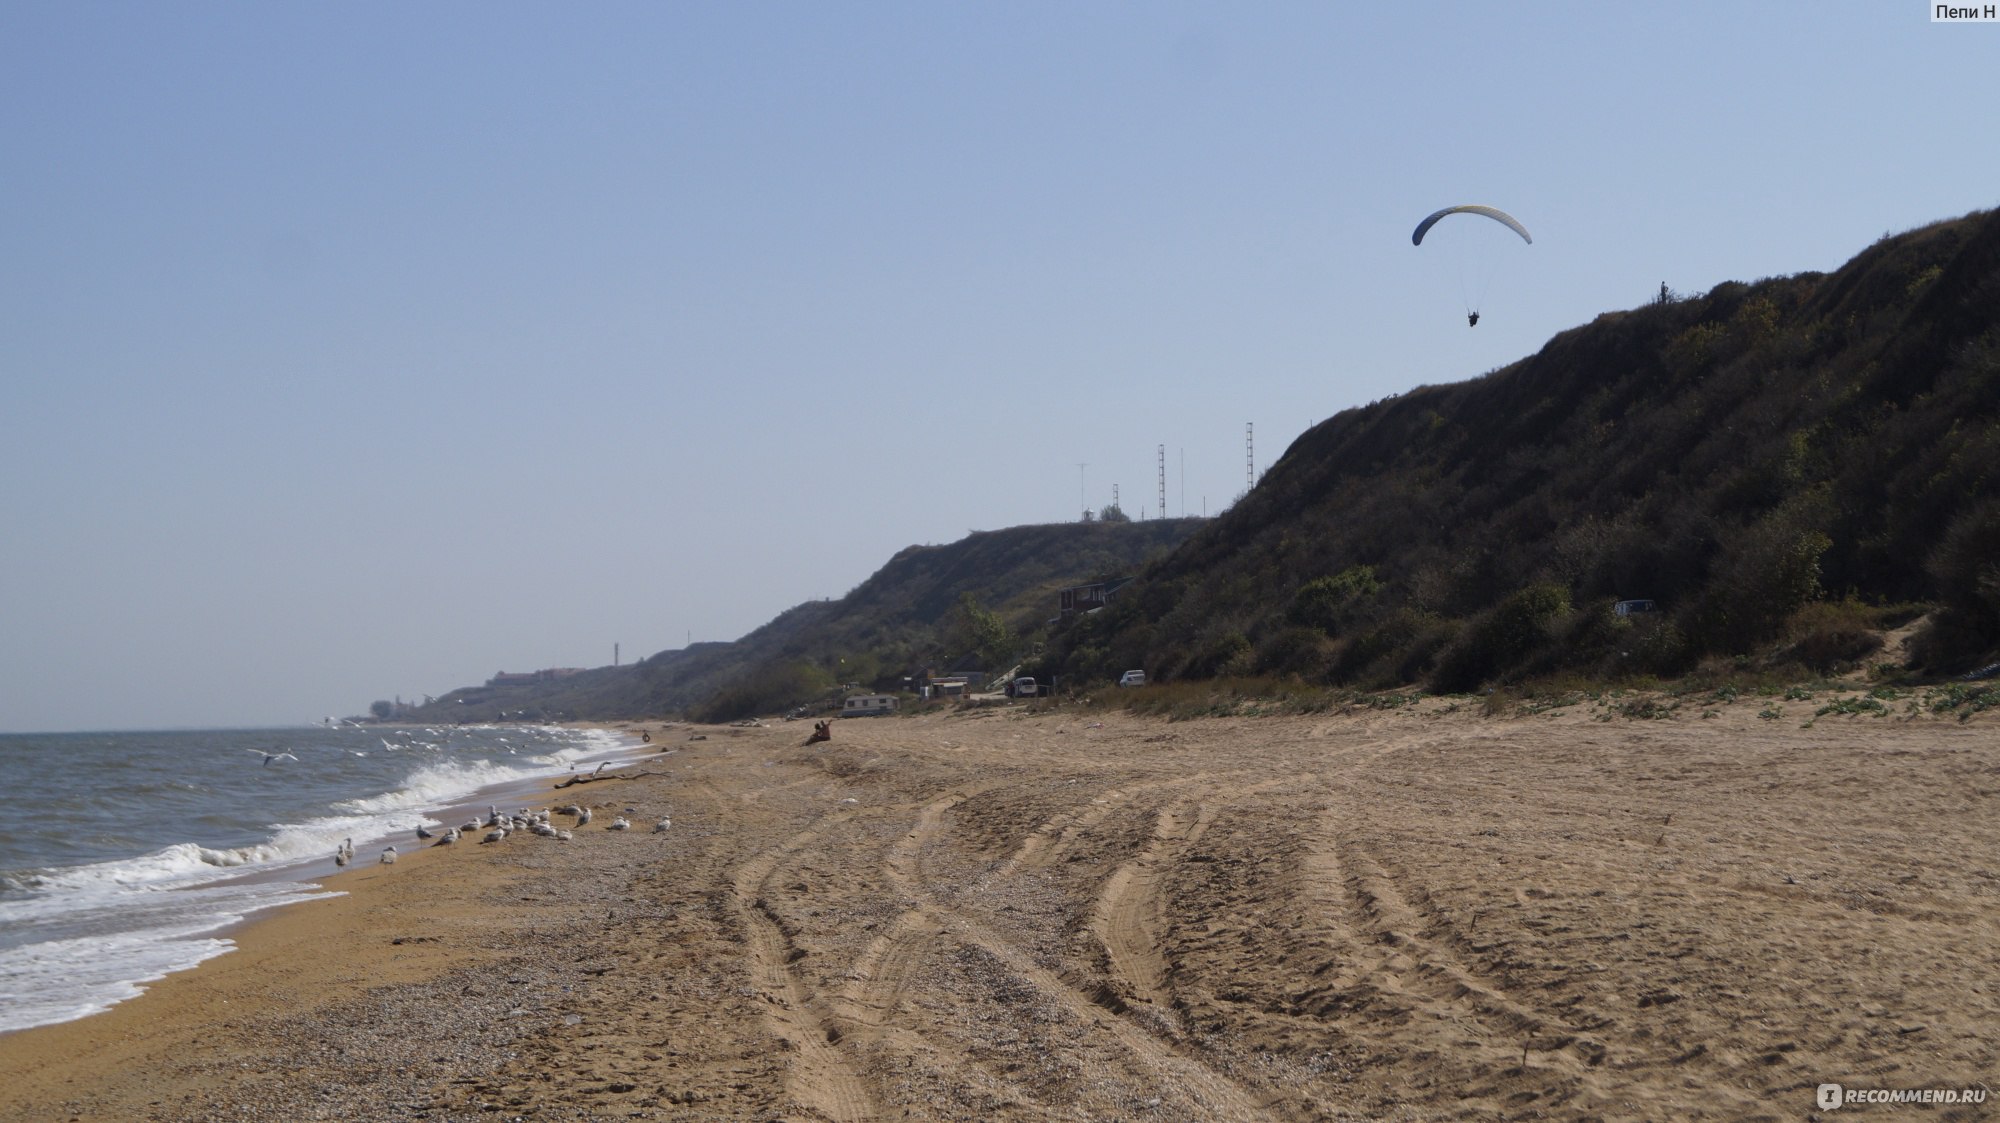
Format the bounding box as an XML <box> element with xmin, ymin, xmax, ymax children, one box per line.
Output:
<box><xmin>0</xmin><ymin>722</ymin><xmax>655</xmax><ymax>1042</ymax></box>
<box><xmin>0</xmin><ymin>720</ymin><xmax>682</xmax><ymax>1121</ymax></box>
<box><xmin>2</xmin><ymin>705</ymin><xmax>1992</xmax><ymax>1121</ymax></box>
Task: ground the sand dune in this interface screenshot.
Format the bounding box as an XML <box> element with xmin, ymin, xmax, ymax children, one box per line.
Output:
<box><xmin>2</xmin><ymin>696</ymin><xmax>1994</xmax><ymax>1121</ymax></box>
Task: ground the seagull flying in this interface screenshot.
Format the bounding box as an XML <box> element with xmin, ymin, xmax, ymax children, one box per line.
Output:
<box><xmin>248</xmin><ymin>748</ymin><xmax>299</xmax><ymax>766</ymax></box>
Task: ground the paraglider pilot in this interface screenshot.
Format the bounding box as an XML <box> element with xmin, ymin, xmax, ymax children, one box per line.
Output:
<box><xmin>1467</xmin><ymin>312</ymin><xmax>1479</xmax><ymax>327</ymax></box>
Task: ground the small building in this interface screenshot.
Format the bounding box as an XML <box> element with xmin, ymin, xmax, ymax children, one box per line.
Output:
<box><xmin>842</xmin><ymin>694</ymin><xmax>899</xmax><ymax>716</ymax></box>
<box><xmin>1058</xmin><ymin>577</ymin><xmax>1134</xmax><ymax>619</ymax></box>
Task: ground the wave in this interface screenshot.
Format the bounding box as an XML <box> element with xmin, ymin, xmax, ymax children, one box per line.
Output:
<box><xmin>0</xmin><ymin>882</ymin><xmax>336</xmax><ymax>1033</ymax></box>
<box><xmin>12</xmin><ymin>727</ymin><xmax>639</xmax><ymax>896</ymax></box>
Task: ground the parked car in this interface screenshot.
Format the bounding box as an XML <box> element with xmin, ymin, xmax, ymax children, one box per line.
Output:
<box><xmin>1118</xmin><ymin>670</ymin><xmax>1146</xmax><ymax>688</ymax></box>
<box><xmin>1009</xmin><ymin>676</ymin><xmax>1039</xmax><ymax>697</ymax></box>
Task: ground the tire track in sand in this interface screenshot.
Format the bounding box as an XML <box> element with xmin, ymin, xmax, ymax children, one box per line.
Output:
<box><xmin>859</xmin><ymin>790</ymin><xmax>1290</xmax><ymax>1120</ymax></box>
<box><xmin>1002</xmin><ymin>778</ymin><xmax>1308</xmax><ymax>1119</ymax></box>
<box><xmin>830</xmin><ymin>793</ymin><xmax>968</xmax><ymax>1044</ymax></box>
<box><xmin>928</xmin><ymin>904</ymin><xmax>1289</xmax><ymax>1122</ymax></box>
<box><xmin>728</xmin><ymin>814</ymin><xmax>877</xmax><ymax>1123</ymax></box>
<box><xmin>1091</xmin><ymin>796</ymin><xmax>1213</xmax><ymax>1016</ymax></box>
<box><xmin>1089</xmin><ymin>777</ymin><xmax>1300</xmax><ymax>1025</ymax></box>
<box><xmin>995</xmin><ymin>772</ymin><xmax>1226</xmax><ymax>877</ymax></box>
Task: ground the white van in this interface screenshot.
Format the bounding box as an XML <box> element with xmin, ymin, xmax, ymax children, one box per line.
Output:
<box><xmin>1118</xmin><ymin>670</ymin><xmax>1146</xmax><ymax>688</ymax></box>
<box><xmin>1010</xmin><ymin>676</ymin><xmax>1039</xmax><ymax>698</ymax></box>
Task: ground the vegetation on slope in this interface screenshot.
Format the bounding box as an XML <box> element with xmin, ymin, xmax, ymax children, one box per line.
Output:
<box><xmin>404</xmin><ymin>519</ymin><xmax>1204</xmax><ymax>722</ymax></box>
<box><xmin>1033</xmin><ymin>208</ymin><xmax>2000</xmax><ymax>693</ymax></box>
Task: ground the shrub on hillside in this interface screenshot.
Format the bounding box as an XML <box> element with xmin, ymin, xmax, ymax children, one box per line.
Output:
<box><xmin>1286</xmin><ymin>566</ymin><xmax>1383</xmax><ymax>636</ymax></box>
<box><xmin>1912</xmin><ymin>499</ymin><xmax>2000</xmax><ymax>671</ymax></box>
<box><xmin>1430</xmin><ymin>583</ymin><xmax>1572</xmax><ymax>693</ymax></box>
<box><xmin>690</xmin><ymin>660</ymin><xmax>832</xmax><ymax>723</ymax></box>
<box><xmin>1778</xmin><ymin>600</ymin><xmax>1888</xmax><ymax>674</ymax></box>
<box><xmin>1255</xmin><ymin>626</ymin><xmax>1333</xmax><ymax>679</ymax></box>
<box><xmin>1182</xmin><ymin>631</ymin><xmax>1254</xmax><ymax>679</ymax></box>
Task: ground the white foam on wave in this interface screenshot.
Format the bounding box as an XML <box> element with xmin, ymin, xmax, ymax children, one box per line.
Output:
<box><xmin>0</xmin><ymin>882</ymin><xmax>336</xmax><ymax>1033</ymax></box>
<box><xmin>0</xmin><ymin>725</ymin><xmax>637</xmax><ymax>1035</ymax></box>
<box><xmin>20</xmin><ymin>728</ymin><xmax>633</xmax><ymax>896</ymax></box>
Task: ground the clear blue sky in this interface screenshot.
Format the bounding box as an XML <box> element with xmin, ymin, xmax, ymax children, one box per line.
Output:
<box><xmin>3</xmin><ymin>2</ymin><xmax>1994</xmax><ymax>731</ymax></box>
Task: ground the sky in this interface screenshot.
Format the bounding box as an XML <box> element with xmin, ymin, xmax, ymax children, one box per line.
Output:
<box><xmin>3</xmin><ymin>2</ymin><xmax>1996</xmax><ymax>732</ymax></box>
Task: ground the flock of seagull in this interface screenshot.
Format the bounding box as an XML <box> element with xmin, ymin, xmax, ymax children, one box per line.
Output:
<box><xmin>333</xmin><ymin>802</ymin><xmax>672</xmax><ymax>868</ymax></box>
<box><xmin>250</xmin><ymin>742</ymin><xmax>668</xmax><ymax>870</ymax></box>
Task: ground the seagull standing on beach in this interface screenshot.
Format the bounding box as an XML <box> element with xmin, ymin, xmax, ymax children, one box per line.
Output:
<box><xmin>380</xmin><ymin>846</ymin><xmax>397</xmax><ymax>865</ymax></box>
<box><xmin>248</xmin><ymin>748</ymin><xmax>299</xmax><ymax>766</ymax></box>
<box><xmin>415</xmin><ymin>823</ymin><xmax>435</xmax><ymax>840</ymax></box>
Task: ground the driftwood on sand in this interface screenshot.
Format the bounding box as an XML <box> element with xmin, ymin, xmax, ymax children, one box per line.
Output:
<box><xmin>552</xmin><ymin>770</ymin><xmax>658</xmax><ymax>790</ymax></box>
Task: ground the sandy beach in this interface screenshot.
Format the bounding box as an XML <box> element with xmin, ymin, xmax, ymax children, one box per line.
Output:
<box><xmin>1</xmin><ymin>696</ymin><xmax>1994</xmax><ymax>1121</ymax></box>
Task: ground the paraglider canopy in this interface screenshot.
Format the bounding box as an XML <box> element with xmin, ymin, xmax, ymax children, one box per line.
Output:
<box><xmin>1412</xmin><ymin>204</ymin><xmax>1531</xmax><ymax>324</ymax></box>
<box><xmin>1412</xmin><ymin>205</ymin><xmax>1532</xmax><ymax>246</ymax></box>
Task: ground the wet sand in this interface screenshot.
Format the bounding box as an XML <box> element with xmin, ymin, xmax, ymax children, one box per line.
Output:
<box><xmin>1</xmin><ymin>698</ymin><xmax>1994</xmax><ymax>1121</ymax></box>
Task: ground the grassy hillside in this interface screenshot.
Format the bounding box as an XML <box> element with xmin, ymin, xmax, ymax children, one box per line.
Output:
<box><xmin>404</xmin><ymin>519</ymin><xmax>1204</xmax><ymax>722</ymax></box>
<box><xmin>1035</xmin><ymin>208</ymin><xmax>2000</xmax><ymax>692</ymax></box>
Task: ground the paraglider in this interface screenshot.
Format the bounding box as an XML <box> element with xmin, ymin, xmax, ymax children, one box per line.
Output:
<box><xmin>1410</xmin><ymin>205</ymin><xmax>1532</xmax><ymax>248</ymax></box>
<box><xmin>1412</xmin><ymin>205</ymin><xmax>1531</xmax><ymax>326</ymax></box>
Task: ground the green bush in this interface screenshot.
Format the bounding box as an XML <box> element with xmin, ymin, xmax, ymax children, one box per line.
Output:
<box><xmin>1255</xmin><ymin>626</ymin><xmax>1333</xmax><ymax>679</ymax></box>
<box><xmin>1912</xmin><ymin>499</ymin><xmax>2000</xmax><ymax>671</ymax></box>
<box><xmin>1286</xmin><ymin>566</ymin><xmax>1383</xmax><ymax>635</ymax></box>
<box><xmin>1431</xmin><ymin>583</ymin><xmax>1572</xmax><ymax>693</ymax></box>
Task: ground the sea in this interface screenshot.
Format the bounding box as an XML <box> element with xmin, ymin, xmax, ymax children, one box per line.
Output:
<box><xmin>0</xmin><ymin>723</ymin><xmax>640</xmax><ymax>1036</ymax></box>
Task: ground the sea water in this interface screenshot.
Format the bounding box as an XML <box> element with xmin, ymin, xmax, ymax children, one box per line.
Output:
<box><xmin>0</xmin><ymin>723</ymin><xmax>638</xmax><ymax>1034</ymax></box>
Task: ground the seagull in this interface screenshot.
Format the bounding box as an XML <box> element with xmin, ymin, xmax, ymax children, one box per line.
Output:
<box><xmin>248</xmin><ymin>748</ymin><xmax>299</xmax><ymax>766</ymax></box>
<box><xmin>607</xmin><ymin>817</ymin><xmax>631</xmax><ymax>831</ymax></box>
<box><xmin>482</xmin><ymin>827</ymin><xmax>507</xmax><ymax>844</ymax></box>
<box><xmin>484</xmin><ymin>805</ymin><xmax>500</xmax><ymax>828</ymax></box>
<box><xmin>653</xmin><ymin>817</ymin><xmax>672</xmax><ymax>833</ymax></box>
<box><xmin>415</xmin><ymin>823</ymin><xmax>435</xmax><ymax>841</ymax></box>
<box><xmin>380</xmin><ymin>846</ymin><xmax>398</xmax><ymax>865</ymax></box>
<box><xmin>575</xmin><ymin>808</ymin><xmax>592</xmax><ymax>827</ymax></box>
<box><xmin>434</xmin><ymin>828</ymin><xmax>460</xmax><ymax>846</ymax></box>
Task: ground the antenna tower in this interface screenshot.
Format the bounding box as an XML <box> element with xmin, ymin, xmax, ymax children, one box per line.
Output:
<box><xmin>1157</xmin><ymin>445</ymin><xmax>1166</xmax><ymax>520</ymax></box>
<box><xmin>1246</xmin><ymin>422</ymin><xmax>1255</xmax><ymax>490</ymax></box>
